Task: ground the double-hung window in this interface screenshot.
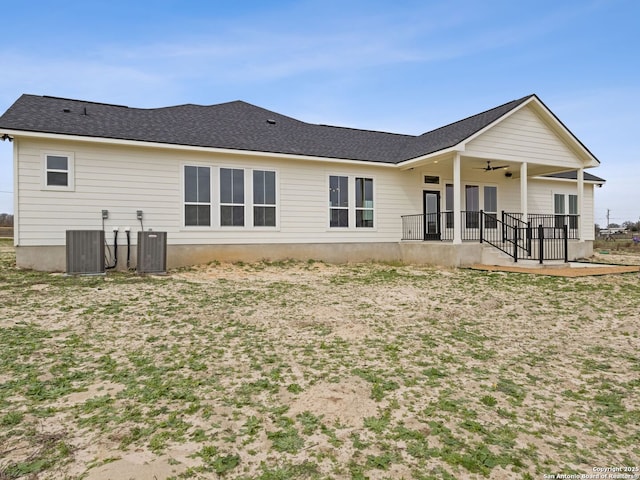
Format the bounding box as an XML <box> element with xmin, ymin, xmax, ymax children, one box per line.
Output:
<box><xmin>465</xmin><ymin>185</ymin><xmax>480</xmax><ymax>228</ymax></box>
<box><xmin>220</xmin><ymin>168</ymin><xmax>245</xmax><ymax>226</ymax></box>
<box><xmin>329</xmin><ymin>175</ymin><xmax>349</xmax><ymax>227</ymax></box>
<box><xmin>554</xmin><ymin>193</ymin><xmax>578</xmax><ymax>230</ymax></box>
<box><xmin>445</xmin><ymin>184</ymin><xmax>454</xmax><ymax>228</ymax></box>
<box><xmin>355</xmin><ymin>177</ymin><xmax>374</xmax><ymax>228</ymax></box>
<box><xmin>43</xmin><ymin>152</ymin><xmax>74</xmax><ymax>190</ymax></box>
<box><xmin>554</xmin><ymin>193</ymin><xmax>566</xmax><ymax>229</ymax></box>
<box><xmin>484</xmin><ymin>186</ymin><xmax>497</xmax><ymax>228</ymax></box>
<box><xmin>253</xmin><ymin>170</ymin><xmax>276</xmax><ymax>227</ymax></box>
<box><xmin>568</xmin><ymin>194</ymin><xmax>578</xmax><ymax>229</ymax></box>
<box><xmin>184</xmin><ymin>166</ymin><xmax>211</xmax><ymax>226</ymax></box>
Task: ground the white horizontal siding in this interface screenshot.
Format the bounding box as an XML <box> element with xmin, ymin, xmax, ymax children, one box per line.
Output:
<box><xmin>465</xmin><ymin>106</ymin><xmax>583</xmax><ymax>168</ymax></box>
<box><xmin>15</xmin><ymin>136</ymin><xmax>598</xmax><ymax>247</ymax></box>
<box><xmin>528</xmin><ymin>179</ymin><xmax>595</xmax><ymax>240</ymax></box>
<box><xmin>16</xmin><ymin>138</ymin><xmax>416</xmax><ymax>246</ymax></box>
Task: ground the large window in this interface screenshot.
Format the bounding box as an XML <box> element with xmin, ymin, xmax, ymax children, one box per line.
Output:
<box><xmin>184</xmin><ymin>166</ymin><xmax>211</xmax><ymax>226</ymax></box>
<box><xmin>355</xmin><ymin>177</ymin><xmax>374</xmax><ymax>228</ymax></box>
<box><xmin>555</xmin><ymin>193</ymin><xmax>578</xmax><ymax>229</ymax></box>
<box><xmin>220</xmin><ymin>168</ymin><xmax>245</xmax><ymax>226</ymax></box>
<box><xmin>484</xmin><ymin>186</ymin><xmax>497</xmax><ymax>228</ymax></box>
<box><xmin>445</xmin><ymin>184</ymin><xmax>454</xmax><ymax>228</ymax></box>
<box><xmin>329</xmin><ymin>175</ymin><xmax>349</xmax><ymax>227</ymax></box>
<box><xmin>253</xmin><ymin>170</ymin><xmax>276</xmax><ymax>227</ymax></box>
<box><xmin>568</xmin><ymin>194</ymin><xmax>578</xmax><ymax>229</ymax></box>
<box><xmin>43</xmin><ymin>152</ymin><xmax>74</xmax><ymax>190</ymax></box>
<box><xmin>465</xmin><ymin>185</ymin><xmax>479</xmax><ymax>228</ymax></box>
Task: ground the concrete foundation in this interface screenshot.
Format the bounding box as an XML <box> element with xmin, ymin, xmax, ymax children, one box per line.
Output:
<box><xmin>15</xmin><ymin>240</ymin><xmax>594</xmax><ymax>273</ymax></box>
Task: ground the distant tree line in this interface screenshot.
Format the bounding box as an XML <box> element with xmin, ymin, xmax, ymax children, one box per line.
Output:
<box><xmin>606</xmin><ymin>221</ymin><xmax>640</xmax><ymax>232</ymax></box>
<box><xmin>0</xmin><ymin>213</ymin><xmax>13</xmax><ymax>226</ymax></box>
<box><xmin>595</xmin><ymin>220</ymin><xmax>640</xmax><ymax>236</ymax></box>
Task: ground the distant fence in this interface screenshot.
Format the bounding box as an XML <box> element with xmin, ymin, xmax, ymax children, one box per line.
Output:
<box><xmin>0</xmin><ymin>227</ymin><xmax>13</xmax><ymax>238</ymax></box>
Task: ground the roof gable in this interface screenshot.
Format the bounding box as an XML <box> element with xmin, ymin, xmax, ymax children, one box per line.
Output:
<box><xmin>0</xmin><ymin>93</ymin><xmax>599</xmax><ymax>166</ymax></box>
<box><xmin>397</xmin><ymin>96</ymin><xmax>533</xmax><ymax>161</ymax></box>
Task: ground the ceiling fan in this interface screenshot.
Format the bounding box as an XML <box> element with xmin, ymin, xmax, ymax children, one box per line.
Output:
<box><xmin>475</xmin><ymin>160</ymin><xmax>510</xmax><ymax>171</ymax></box>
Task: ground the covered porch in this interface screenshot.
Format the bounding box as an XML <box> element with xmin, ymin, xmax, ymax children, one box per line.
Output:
<box><xmin>401</xmin><ymin>210</ymin><xmax>579</xmax><ymax>263</ymax></box>
<box><xmin>393</xmin><ymin>93</ymin><xmax>601</xmax><ymax>263</ymax></box>
<box><xmin>395</xmin><ymin>143</ymin><xmax>599</xmax><ymax>263</ymax></box>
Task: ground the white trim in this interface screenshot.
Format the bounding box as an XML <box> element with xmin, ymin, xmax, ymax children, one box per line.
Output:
<box><xmin>458</xmin><ymin>99</ymin><xmax>534</xmax><ymax>149</ymax></box>
<box><xmin>531</xmin><ymin>175</ymin><xmax>602</xmax><ymax>184</ymax></box>
<box><xmin>1</xmin><ymin>95</ymin><xmax>599</xmax><ymax>169</ymax></box>
<box><xmin>13</xmin><ymin>140</ymin><xmax>19</xmax><ymax>246</ymax></box>
<box><xmin>219</xmin><ymin>167</ymin><xmax>247</xmax><ymax>228</ymax></box>
<box><xmin>355</xmin><ymin>176</ymin><xmax>375</xmax><ymax>229</ymax></box>
<box><xmin>326</xmin><ymin>174</ymin><xmax>377</xmax><ymax>231</ymax></box>
<box><xmin>520</xmin><ymin>162</ymin><xmax>528</xmax><ymax>221</ymax></box>
<box><xmin>182</xmin><ymin>163</ymin><xmax>213</xmax><ymax>228</ymax></box>
<box><xmin>328</xmin><ymin>174</ymin><xmax>350</xmax><ymax>229</ymax></box>
<box><xmin>41</xmin><ymin>150</ymin><xmax>75</xmax><ymax>191</ymax></box>
<box><xmin>2</xmin><ymin>129</ymin><xmax>398</xmax><ymax>169</ymax></box>
<box><xmin>577</xmin><ymin>168</ymin><xmax>584</xmax><ymax>242</ymax></box>
<box><xmin>458</xmin><ymin>96</ymin><xmax>599</xmax><ymax>167</ymax></box>
<box><xmin>250</xmin><ymin>168</ymin><xmax>279</xmax><ymax>229</ymax></box>
<box><xmin>453</xmin><ymin>153</ymin><xmax>461</xmax><ymax>244</ymax></box>
<box><xmin>396</xmin><ymin>146</ymin><xmax>463</xmax><ymax>170</ymax></box>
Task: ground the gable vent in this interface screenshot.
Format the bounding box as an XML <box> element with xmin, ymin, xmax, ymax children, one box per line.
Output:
<box><xmin>66</xmin><ymin>230</ymin><xmax>105</xmax><ymax>275</ymax></box>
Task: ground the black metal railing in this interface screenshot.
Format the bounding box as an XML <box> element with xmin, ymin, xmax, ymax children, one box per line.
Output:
<box><xmin>401</xmin><ymin>211</ymin><xmax>483</xmax><ymax>241</ymax></box>
<box><xmin>480</xmin><ymin>211</ymin><xmax>529</xmax><ymax>262</ymax></box>
<box><xmin>527</xmin><ymin>214</ymin><xmax>579</xmax><ymax>239</ymax></box>
<box><xmin>481</xmin><ymin>211</ymin><xmax>569</xmax><ymax>263</ymax></box>
<box><xmin>401</xmin><ymin>214</ymin><xmax>424</xmax><ymax>240</ymax></box>
<box><xmin>401</xmin><ymin>211</ymin><xmax>575</xmax><ymax>263</ymax></box>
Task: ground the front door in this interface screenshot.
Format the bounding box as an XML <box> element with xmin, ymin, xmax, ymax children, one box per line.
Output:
<box><xmin>423</xmin><ymin>190</ymin><xmax>441</xmax><ymax>240</ymax></box>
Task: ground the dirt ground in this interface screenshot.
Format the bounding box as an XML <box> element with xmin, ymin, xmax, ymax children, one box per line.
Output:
<box><xmin>0</xmin><ymin>242</ymin><xmax>639</xmax><ymax>479</ymax></box>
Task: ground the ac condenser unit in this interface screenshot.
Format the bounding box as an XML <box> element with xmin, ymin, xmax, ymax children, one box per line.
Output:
<box><xmin>66</xmin><ymin>230</ymin><xmax>105</xmax><ymax>275</ymax></box>
<box><xmin>137</xmin><ymin>231</ymin><xmax>167</xmax><ymax>274</ymax></box>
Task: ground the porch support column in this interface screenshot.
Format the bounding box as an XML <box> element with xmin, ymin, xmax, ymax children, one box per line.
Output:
<box><xmin>577</xmin><ymin>167</ymin><xmax>584</xmax><ymax>241</ymax></box>
<box><xmin>453</xmin><ymin>152</ymin><xmax>462</xmax><ymax>244</ymax></box>
<box><xmin>520</xmin><ymin>162</ymin><xmax>528</xmax><ymax>222</ymax></box>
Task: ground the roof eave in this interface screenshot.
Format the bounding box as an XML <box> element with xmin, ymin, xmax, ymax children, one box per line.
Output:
<box><xmin>0</xmin><ymin>128</ymin><xmax>399</xmax><ymax>168</ymax></box>
<box><xmin>395</xmin><ymin>145</ymin><xmax>465</xmax><ymax>169</ymax></box>
<box><xmin>533</xmin><ymin>175</ymin><xmax>605</xmax><ymax>185</ymax></box>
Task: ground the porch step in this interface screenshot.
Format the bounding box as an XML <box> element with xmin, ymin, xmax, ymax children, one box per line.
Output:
<box><xmin>481</xmin><ymin>244</ymin><xmax>516</xmax><ymax>266</ymax></box>
<box><xmin>480</xmin><ymin>244</ymin><xmax>568</xmax><ymax>268</ymax></box>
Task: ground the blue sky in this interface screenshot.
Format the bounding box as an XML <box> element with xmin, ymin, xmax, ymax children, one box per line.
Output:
<box><xmin>0</xmin><ymin>0</ymin><xmax>638</xmax><ymax>225</ymax></box>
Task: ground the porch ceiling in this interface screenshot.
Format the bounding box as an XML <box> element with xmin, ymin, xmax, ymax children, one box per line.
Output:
<box><xmin>405</xmin><ymin>153</ymin><xmax>588</xmax><ymax>179</ymax></box>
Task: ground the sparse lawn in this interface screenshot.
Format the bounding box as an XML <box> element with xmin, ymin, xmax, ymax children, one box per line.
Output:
<box><xmin>0</xmin><ymin>237</ymin><xmax>639</xmax><ymax>479</ymax></box>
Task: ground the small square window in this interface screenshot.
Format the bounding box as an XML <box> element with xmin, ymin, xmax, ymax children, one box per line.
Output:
<box><xmin>43</xmin><ymin>152</ymin><xmax>74</xmax><ymax>190</ymax></box>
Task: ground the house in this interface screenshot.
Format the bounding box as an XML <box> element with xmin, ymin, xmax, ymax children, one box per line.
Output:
<box><xmin>0</xmin><ymin>94</ymin><xmax>604</xmax><ymax>271</ymax></box>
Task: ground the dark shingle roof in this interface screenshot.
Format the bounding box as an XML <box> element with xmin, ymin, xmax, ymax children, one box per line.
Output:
<box><xmin>545</xmin><ymin>171</ymin><xmax>605</xmax><ymax>183</ymax></box>
<box><xmin>0</xmin><ymin>93</ymin><xmax>545</xmax><ymax>164</ymax></box>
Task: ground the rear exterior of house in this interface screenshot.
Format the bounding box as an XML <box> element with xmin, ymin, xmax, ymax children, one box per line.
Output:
<box><xmin>0</xmin><ymin>94</ymin><xmax>603</xmax><ymax>271</ymax></box>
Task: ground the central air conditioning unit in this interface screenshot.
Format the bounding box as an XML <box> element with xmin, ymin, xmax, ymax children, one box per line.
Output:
<box><xmin>66</xmin><ymin>230</ymin><xmax>105</xmax><ymax>275</ymax></box>
<box><xmin>137</xmin><ymin>231</ymin><xmax>167</xmax><ymax>274</ymax></box>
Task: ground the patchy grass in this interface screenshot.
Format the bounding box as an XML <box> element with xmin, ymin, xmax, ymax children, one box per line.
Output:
<box><xmin>0</xmin><ymin>244</ymin><xmax>639</xmax><ymax>479</ymax></box>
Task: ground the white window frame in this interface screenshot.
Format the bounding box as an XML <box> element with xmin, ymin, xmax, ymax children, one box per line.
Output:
<box><xmin>554</xmin><ymin>192</ymin><xmax>579</xmax><ymax>229</ymax></box>
<box><xmin>483</xmin><ymin>185</ymin><xmax>498</xmax><ymax>229</ymax></box>
<box><xmin>42</xmin><ymin>151</ymin><xmax>74</xmax><ymax>191</ymax></box>
<box><xmin>327</xmin><ymin>174</ymin><xmax>376</xmax><ymax>230</ymax></box>
<box><xmin>252</xmin><ymin>169</ymin><xmax>278</xmax><ymax>228</ymax></box>
<box><xmin>219</xmin><ymin>167</ymin><xmax>246</xmax><ymax>228</ymax></box>
<box><xmin>183</xmin><ymin>164</ymin><xmax>212</xmax><ymax>227</ymax></box>
<box><xmin>444</xmin><ymin>180</ymin><xmax>498</xmax><ymax>229</ymax></box>
<box><xmin>355</xmin><ymin>177</ymin><xmax>374</xmax><ymax>228</ymax></box>
<box><xmin>329</xmin><ymin>175</ymin><xmax>350</xmax><ymax>228</ymax></box>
